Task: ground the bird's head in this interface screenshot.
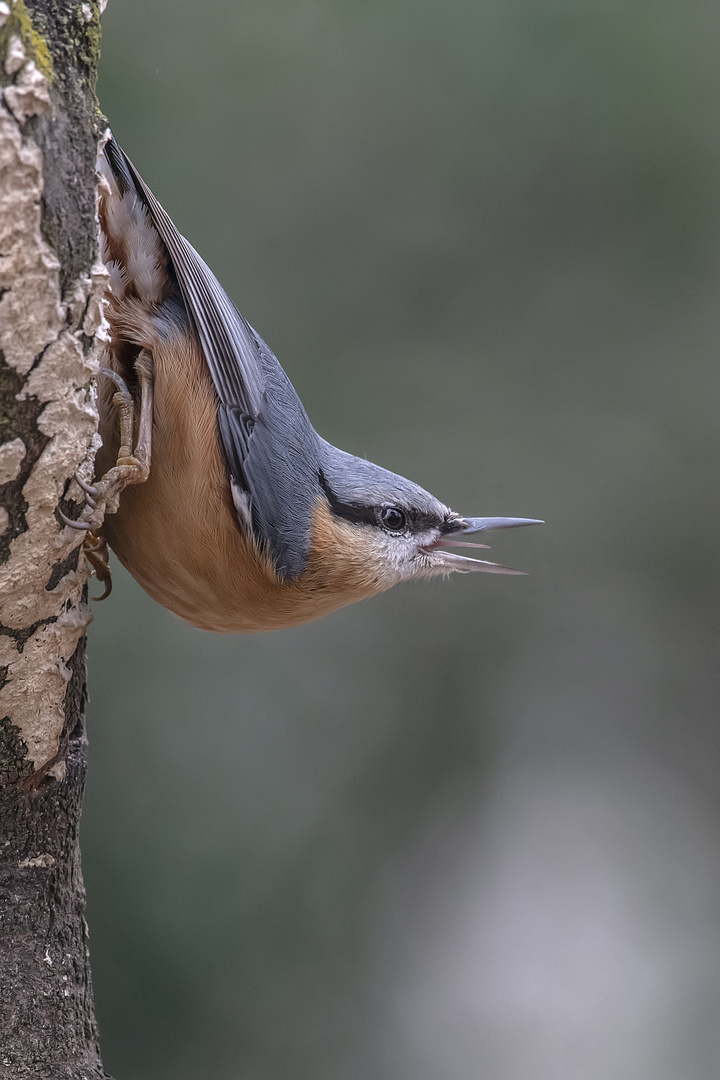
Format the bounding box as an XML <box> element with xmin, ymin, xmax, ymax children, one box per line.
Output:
<box><xmin>311</xmin><ymin>442</ymin><xmax>542</xmax><ymax>595</ymax></box>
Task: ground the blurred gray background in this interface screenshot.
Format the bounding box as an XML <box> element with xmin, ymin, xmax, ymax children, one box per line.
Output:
<box><xmin>86</xmin><ymin>1</ymin><xmax>720</xmax><ymax>1077</ymax></box>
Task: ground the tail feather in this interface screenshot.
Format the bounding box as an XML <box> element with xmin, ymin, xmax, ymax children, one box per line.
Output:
<box><xmin>98</xmin><ymin>142</ymin><xmax>169</xmax><ymax>306</ymax></box>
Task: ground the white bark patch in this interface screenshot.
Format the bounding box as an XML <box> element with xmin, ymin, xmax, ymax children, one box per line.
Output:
<box><xmin>0</xmin><ymin>91</ymin><xmax>63</xmax><ymax>373</ymax></box>
<box><xmin>4</xmin><ymin>35</ymin><xmax>25</xmax><ymax>76</ymax></box>
<box><xmin>4</xmin><ymin>60</ymin><xmax>52</xmax><ymax>124</ymax></box>
<box><xmin>0</xmin><ymin>438</ymin><xmax>26</xmax><ymax>483</ymax></box>
<box><xmin>0</xmin><ymin>55</ymin><xmax>107</xmax><ymax>771</ymax></box>
<box><xmin>0</xmin><ymin>609</ymin><xmax>92</xmax><ymax>766</ymax></box>
<box><xmin>18</xmin><ymin>853</ymin><xmax>55</xmax><ymax>868</ymax></box>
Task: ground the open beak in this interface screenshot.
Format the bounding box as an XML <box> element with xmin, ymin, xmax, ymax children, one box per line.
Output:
<box><xmin>427</xmin><ymin>516</ymin><xmax>544</xmax><ymax>575</ymax></box>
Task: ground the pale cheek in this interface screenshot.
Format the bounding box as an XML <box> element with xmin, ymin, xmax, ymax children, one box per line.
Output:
<box><xmin>383</xmin><ymin>534</ymin><xmax>439</xmax><ymax>582</ymax></box>
<box><xmin>371</xmin><ymin>536</ymin><xmax>409</xmax><ymax>583</ymax></box>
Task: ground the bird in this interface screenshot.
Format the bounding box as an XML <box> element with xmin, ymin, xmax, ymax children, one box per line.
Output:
<box><xmin>61</xmin><ymin>136</ymin><xmax>542</xmax><ymax>634</ymax></box>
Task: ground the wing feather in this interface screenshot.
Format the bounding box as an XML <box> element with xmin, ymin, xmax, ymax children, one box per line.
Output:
<box><xmin>103</xmin><ymin>138</ymin><xmax>265</xmax><ymax>419</ymax></box>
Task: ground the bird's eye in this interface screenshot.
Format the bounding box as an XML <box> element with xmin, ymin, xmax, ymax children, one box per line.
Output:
<box><xmin>378</xmin><ymin>506</ymin><xmax>407</xmax><ymax>533</ymax></box>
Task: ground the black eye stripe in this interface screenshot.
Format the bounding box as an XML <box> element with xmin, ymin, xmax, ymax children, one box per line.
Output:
<box><xmin>319</xmin><ymin>470</ymin><xmax>446</xmax><ymax>534</ymax></box>
<box><xmin>410</xmin><ymin>511</ymin><xmax>447</xmax><ymax>533</ymax></box>
<box><xmin>319</xmin><ymin>470</ymin><xmax>377</xmax><ymax>527</ymax></box>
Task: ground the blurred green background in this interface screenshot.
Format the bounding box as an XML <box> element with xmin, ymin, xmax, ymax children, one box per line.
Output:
<box><xmin>85</xmin><ymin>1</ymin><xmax>720</xmax><ymax>1077</ymax></box>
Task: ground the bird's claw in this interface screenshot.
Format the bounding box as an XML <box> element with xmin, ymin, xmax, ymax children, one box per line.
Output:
<box><xmin>57</xmin><ymin>507</ymin><xmax>93</xmax><ymax>531</ymax></box>
<box><xmin>75</xmin><ymin>472</ymin><xmax>98</xmax><ymax>505</ymax></box>
<box><xmin>83</xmin><ymin>531</ymin><xmax>113</xmax><ymax>600</ymax></box>
<box><xmin>98</xmin><ymin>365</ymin><xmax>130</xmax><ymax>396</ymax></box>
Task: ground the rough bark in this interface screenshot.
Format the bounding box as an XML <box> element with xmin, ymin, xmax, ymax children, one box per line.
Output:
<box><xmin>0</xmin><ymin>1</ymin><xmax>109</xmax><ymax>1076</ymax></box>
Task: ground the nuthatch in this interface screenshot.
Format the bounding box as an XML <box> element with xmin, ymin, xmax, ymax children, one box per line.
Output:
<box><xmin>63</xmin><ymin>138</ymin><xmax>542</xmax><ymax>633</ymax></box>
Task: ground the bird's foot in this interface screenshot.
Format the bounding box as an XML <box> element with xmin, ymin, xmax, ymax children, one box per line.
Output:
<box><xmin>83</xmin><ymin>531</ymin><xmax>113</xmax><ymax>600</ymax></box>
<box><xmin>57</xmin><ymin>358</ymin><xmax>154</xmax><ymax>534</ymax></box>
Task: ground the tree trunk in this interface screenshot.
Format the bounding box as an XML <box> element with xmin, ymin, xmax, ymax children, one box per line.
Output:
<box><xmin>0</xmin><ymin>1</ymin><xmax>109</xmax><ymax>1075</ymax></box>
